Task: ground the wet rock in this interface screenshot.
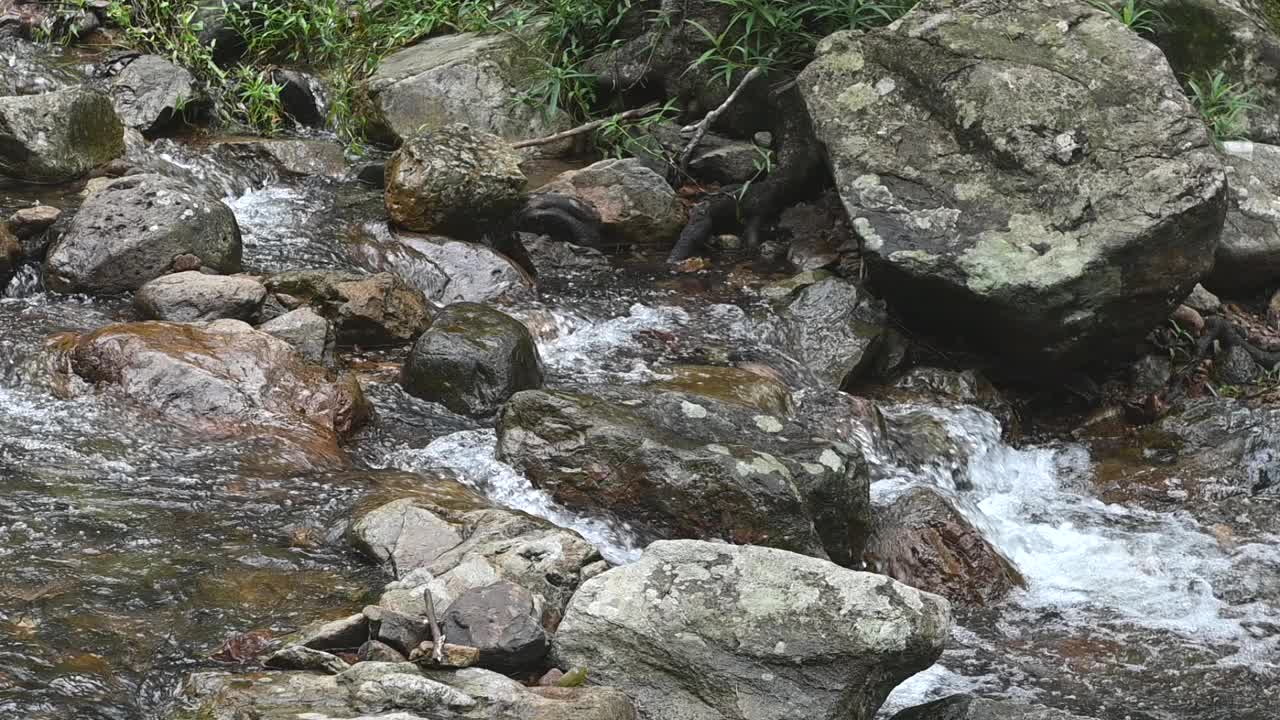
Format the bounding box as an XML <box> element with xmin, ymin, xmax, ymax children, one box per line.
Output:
<box><xmin>376</xmin><ymin>506</ymin><xmax>599</xmax><ymax>626</ymax></box>
<box><xmin>799</xmin><ymin>5</ymin><xmax>1225</xmax><ymax>371</ymax></box>
<box><xmin>1172</xmin><ymin>304</ymin><xmax>1205</xmax><ymax>336</ymax></box>
<box><xmin>0</xmin><ymin>37</ymin><xmax>80</xmax><ymax>95</ymax></box>
<box><xmin>62</xmin><ymin>320</ymin><xmax>370</xmax><ymax>466</ymax></box>
<box><xmin>649</xmin><ymin>365</ymin><xmax>793</xmax><ymax>415</ymax></box>
<box><xmin>777</xmin><ymin>193</ymin><xmax>850</xmax><ymax>271</ymax></box>
<box><xmin>134</xmin><ymin>272</ymin><xmax>266</xmax><ymax>322</ymax></box>
<box><xmin>1152</xmin><ymin>0</ymin><xmax>1280</xmax><ymax>144</ymax></box>
<box><xmin>264</xmin><ymin>270</ymin><xmax>432</xmax><ymax>347</ymax></box>
<box><xmin>1185</xmin><ymin>283</ymin><xmax>1222</xmax><ymax>314</ymax></box>
<box><xmin>358</xmin><ymin>639</ymin><xmax>407</xmax><ymax>663</ymax></box>
<box><xmin>1130</xmin><ymin>354</ymin><xmax>1174</xmax><ymax>395</ymax></box>
<box><xmin>522</xmin><ymin>234</ymin><xmax>611</xmax><ymax>277</ymax></box>
<box><xmin>442</xmin><ymin>581</ymin><xmax>548</xmax><ymax>672</ymax></box>
<box><xmin>1149</xmin><ymin>397</ymin><xmax>1280</xmax><ymax>501</ymax></box>
<box><xmin>298</xmin><ymin>613</ymin><xmax>368</xmax><ymax>651</ymax></box>
<box><xmin>1214</xmin><ymin>344</ymin><xmax>1261</xmax><ymax>385</ymax></box>
<box><xmin>553</xmin><ymin>540</ymin><xmax>951</xmax><ymax>720</ymax></box>
<box><xmin>210</xmin><ymin>138</ymin><xmax>347</xmax><ymax>178</ymax></box>
<box><xmin>535</xmin><ymin>159</ymin><xmax>683</xmax><ymax>250</ymax></box>
<box><xmin>363</xmin><ymin>606</ymin><xmax>428</xmax><ymax>656</ymax></box>
<box><xmin>767</xmin><ymin>276</ymin><xmax>887</xmax><ymax>390</ymax></box>
<box><xmin>497</xmin><ymin>388</ymin><xmax>856</xmax><ymax>560</ymax></box>
<box><xmin>109</xmin><ymin>54</ymin><xmax>194</xmax><ymax>134</ymax></box>
<box><xmin>349</xmin><ymin>227</ymin><xmax>534</xmax><ymax>305</ymax></box>
<box><xmin>401</xmin><ymin>303</ymin><xmax>544</xmax><ymax>417</ymax></box>
<box><xmin>882</xmin><ymin>406</ymin><xmax>980</xmax><ymax>491</ymax></box>
<box><xmin>889</xmin><ymin>695</ymin><xmax>1100</xmax><ymax>720</ymax></box>
<box><xmin>360</xmin><ymin>31</ymin><xmax>570</xmax><ymax>147</ymax></box>
<box><xmin>8</xmin><ymin>205</ymin><xmax>60</xmax><ymax>239</ymax></box>
<box><xmin>867</xmin><ymin>487</ymin><xmax>1024</xmax><ymax>608</ymax></box>
<box><xmin>385</xmin><ymin>123</ymin><xmax>527</xmax><ymax>239</ymax></box>
<box><xmin>257</xmin><ymin>306</ymin><xmax>334</xmax><ymax>364</ymax></box>
<box><xmin>351</xmin><ymin>497</ymin><xmax>464</xmax><ymax>572</ymax></box>
<box><xmin>263</xmin><ymin>644</ymin><xmax>348</xmax><ymax>674</ymax></box>
<box><xmin>0</xmin><ymin>224</ymin><xmax>19</xmax><ymax>287</ymax></box>
<box><xmin>272</xmin><ymin>68</ymin><xmax>328</xmax><ymax>126</ymax></box>
<box><xmin>0</xmin><ymin>87</ymin><xmax>124</xmax><ymax>182</ymax></box>
<box><xmin>410</xmin><ymin>641</ymin><xmax>481</xmax><ymax>668</ymax></box>
<box><xmin>46</xmin><ymin>174</ymin><xmax>241</xmax><ymax>294</ymax></box>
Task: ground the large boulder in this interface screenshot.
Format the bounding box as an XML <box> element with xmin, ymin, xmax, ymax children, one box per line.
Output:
<box><xmin>535</xmin><ymin>159</ymin><xmax>684</xmax><ymax>250</ymax></box>
<box><xmin>134</xmin><ymin>272</ymin><xmax>266</xmax><ymax>322</ymax></box>
<box><xmin>45</xmin><ymin>174</ymin><xmax>241</xmax><ymax>294</ymax></box>
<box><xmin>798</xmin><ymin>1</ymin><xmax>1227</xmax><ymax>371</ymax></box>
<box><xmin>359</xmin><ymin>31</ymin><xmax>570</xmax><ymax>147</ymax></box>
<box><xmin>0</xmin><ymin>87</ymin><xmax>124</xmax><ymax>182</ymax></box>
<box><xmin>1206</xmin><ymin>141</ymin><xmax>1280</xmax><ymax>291</ymax></box>
<box><xmin>60</xmin><ymin>320</ymin><xmax>370</xmax><ymax>466</ymax></box>
<box><xmin>866</xmin><ymin>487</ymin><xmax>1024</xmax><ymax>608</ymax></box>
<box><xmin>385</xmin><ymin>123</ymin><xmax>527</xmax><ymax>239</ymax></box>
<box><xmin>1154</xmin><ymin>0</ymin><xmax>1280</xmax><ymax>144</ymax></box>
<box><xmin>401</xmin><ymin>303</ymin><xmax>544</xmax><ymax>417</ymax></box>
<box><xmin>263</xmin><ymin>270</ymin><xmax>432</xmax><ymax>347</ymax></box>
<box><xmin>109</xmin><ymin>54</ymin><xmax>195</xmax><ymax>134</ymax></box>
<box><xmin>496</xmin><ymin>388</ymin><xmax>872</xmax><ymax>563</ymax></box>
<box><xmin>553</xmin><ymin>540</ymin><xmax>952</xmax><ymax>720</ymax></box>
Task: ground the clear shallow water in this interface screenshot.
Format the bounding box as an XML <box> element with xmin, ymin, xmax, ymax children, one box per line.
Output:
<box><xmin>1</xmin><ymin>141</ymin><xmax>1277</xmax><ymax>720</ymax></box>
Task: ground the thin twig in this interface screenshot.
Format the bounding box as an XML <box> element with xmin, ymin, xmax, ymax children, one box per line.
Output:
<box><xmin>511</xmin><ymin>103</ymin><xmax>662</xmax><ymax>149</ymax></box>
<box><xmin>679</xmin><ymin>66</ymin><xmax>763</xmax><ymax>172</ymax></box>
<box><xmin>424</xmin><ymin>588</ymin><xmax>444</xmax><ymax>664</ymax></box>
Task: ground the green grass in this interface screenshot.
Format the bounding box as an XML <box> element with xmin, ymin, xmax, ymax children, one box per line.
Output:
<box><xmin>1186</xmin><ymin>70</ymin><xmax>1259</xmax><ymax>142</ymax></box>
<box><xmin>1088</xmin><ymin>0</ymin><xmax>1165</xmax><ymax>35</ymax></box>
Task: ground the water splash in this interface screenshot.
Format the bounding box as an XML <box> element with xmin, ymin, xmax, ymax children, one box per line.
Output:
<box><xmin>517</xmin><ymin>303</ymin><xmax>690</xmax><ymax>384</ymax></box>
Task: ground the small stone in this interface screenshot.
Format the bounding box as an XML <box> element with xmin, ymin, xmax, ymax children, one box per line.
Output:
<box><xmin>1185</xmin><ymin>283</ymin><xmax>1222</xmax><ymax>314</ymax></box>
<box><xmin>1214</xmin><ymin>344</ymin><xmax>1262</xmax><ymax>386</ymax></box>
<box><xmin>1129</xmin><ymin>354</ymin><xmax>1173</xmax><ymax>395</ymax></box>
<box><xmin>579</xmin><ymin>560</ymin><xmax>610</xmax><ymax>584</ymax></box>
<box><xmin>298</xmin><ymin>613</ymin><xmax>369</xmax><ymax>651</ymax></box>
<box><xmin>538</xmin><ymin>668</ymin><xmax>564</xmax><ymax>686</ymax></box>
<box><xmin>1171</xmin><ymin>304</ymin><xmax>1204</xmax><ymax>337</ymax></box>
<box><xmin>263</xmin><ymin>644</ymin><xmax>349</xmax><ymax>674</ymax></box>
<box><xmin>363</xmin><ymin>606</ymin><xmax>429</xmax><ymax>656</ymax></box>
<box><xmin>441</xmin><ymin>581</ymin><xmax>548</xmax><ymax>672</ymax></box>
<box><xmin>753</xmin><ymin>131</ymin><xmax>773</xmax><ymax>148</ymax></box>
<box><xmin>358</xmin><ymin>639</ymin><xmax>407</xmax><ymax>663</ymax></box>
<box><xmin>9</xmin><ymin>206</ymin><xmax>60</xmax><ymax>239</ymax></box>
<box><xmin>410</xmin><ymin>641</ymin><xmax>481</xmax><ymax>668</ymax></box>
<box><xmin>171</xmin><ymin>253</ymin><xmax>202</xmax><ymax>272</ymax></box>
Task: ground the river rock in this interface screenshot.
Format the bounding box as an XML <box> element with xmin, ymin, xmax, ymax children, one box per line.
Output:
<box><xmin>1139</xmin><ymin>398</ymin><xmax>1280</xmax><ymax>503</ymax></box>
<box><xmin>209</xmin><ymin>138</ymin><xmax>347</xmax><ymax>178</ymax></box>
<box><xmin>264</xmin><ymin>270</ymin><xmax>432</xmax><ymax>347</ymax></box>
<box><xmin>349</xmin><ymin>227</ymin><xmax>534</xmax><ymax>305</ymax></box>
<box><xmin>497</xmin><ymin>388</ymin><xmax>871</xmax><ymax>562</ymax></box>
<box><xmin>363</xmin><ymin>606</ymin><xmax>428</xmax><ymax>656</ymax></box>
<box><xmin>351</xmin><ymin>497</ymin><xmax>464</xmax><ymax>572</ymax></box>
<box><xmin>522</xmin><ymin>234</ymin><xmax>611</xmax><ymax>277</ymax></box>
<box><xmin>0</xmin><ymin>224</ymin><xmax>19</xmax><ymax>287</ymax></box>
<box><xmin>1207</xmin><ymin>141</ymin><xmax>1280</xmax><ymax>291</ymax></box>
<box><xmin>62</xmin><ymin>320</ymin><xmax>370</xmax><ymax>466</ymax></box>
<box><xmin>385</xmin><ymin>123</ymin><xmax>527</xmax><ymax>238</ymax></box>
<box><xmin>867</xmin><ymin>487</ymin><xmax>1024</xmax><ymax>608</ymax></box>
<box><xmin>401</xmin><ymin>303</ymin><xmax>543</xmax><ymax>417</ymax></box>
<box><xmin>890</xmin><ymin>695</ymin><xmax>1101</xmax><ymax>720</ymax></box>
<box><xmin>0</xmin><ymin>37</ymin><xmax>79</xmax><ymax>95</ymax></box>
<box><xmin>1214</xmin><ymin>344</ymin><xmax>1262</xmax><ymax>385</ymax></box>
<box><xmin>649</xmin><ymin>365</ymin><xmax>793</xmax><ymax>416</ymax></box>
<box><xmin>297</xmin><ymin>613</ymin><xmax>369</xmax><ymax>651</ymax></box>
<box><xmin>8</xmin><ymin>205</ymin><xmax>61</xmax><ymax>240</ymax></box>
<box><xmin>553</xmin><ymin>540</ymin><xmax>952</xmax><ymax>720</ymax></box>
<box><xmin>360</xmin><ymin>30</ymin><xmax>570</xmax><ymax>147</ymax></box>
<box><xmin>263</xmin><ymin>644</ymin><xmax>348</xmax><ymax>674</ymax></box>
<box><xmin>45</xmin><ymin>174</ymin><xmax>241</xmax><ymax>294</ymax></box>
<box><xmin>272</xmin><ymin>68</ymin><xmax>327</xmax><ymax>126</ymax></box>
<box><xmin>535</xmin><ymin>159</ymin><xmax>683</xmax><ymax>249</ymax></box>
<box><xmin>133</xmin><ymin>272</ymin><xmax>266</xmax><ymax>322</ymax></box>
<box><xmin>359</xmin><ymin>639</ymin><xmax>407</xmax><ymax>663</ymax></box>
<box><xmin>257</xmin><ymin>306</ymin><xmax>334</xmax><ymax>364</ymax></box>
<box><xmin>767</xmin><ymin>276</ymin><xmax>887</xmax><ymax>390</ymax></box>
<box><xmin>0</xmin><ymin>87</ymin><xmax>124</xmax><ymax>182</ymax></box>
<box><xmin>109</xmin><ymin>54</ymin><xmax>194</xmax><ymax>134</ymax></box>
<box><xmin>798</xmin><ymin>2</ymin><xmax>1226</xmax><ymax>371</ymax></box>
<box><xmin>441</xmin><ymin>581</ymin><xmax>548</xmax><ymax>672</ymax></box>
<box><xmin>1185</xmin><ymin>283</ymin><xmax>1223</xmax><ymax>314</ymax></box>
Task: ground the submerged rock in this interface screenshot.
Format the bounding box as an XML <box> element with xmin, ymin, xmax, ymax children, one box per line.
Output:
<box><xmin>553</xmin><ymin>540</ymin><xmax>951</xmax><ymax>720</ymax></box>
<box><xmin>535</xmin><ymin>159</ymin><xmax>683</xmax><ymax>249</ymax></box>
<box><xmin>385</xmin><ymin>123</ymin><xmax>527</xmax><ymax>239</ymax></box>
<box><xmin>61</xmin><ymin>320</ymin><xmax>370</xmax><ymax>466</ymax></box>
<box><xmin>0</xmin><ymin>87</ymin><xmax>124</xmax><ymax>182</ymax></box>
<box><xmin>45</xmin><ymin>174</ymin><xmax>241</xmax><ymax>294</ymax></box>
<box><xmin>401</xmin><ymin>303</ymin><xmax>544</xmax><ymax>417</ymax></box>
<box><xmin>649</xmin><ymin>365</ymin><xmax>793</xmax><ymax>416</ymax></box>
<box><xmin>360</xmin><ymin>30</ymin><xmax>570</xmax><ymax>147</ymax></box>
<box><xmin>109</xmin><ymin>54</ymin><xmax>195</xmax><ymax>134</ymax></box>
<box><xmin>799</xmin><ymin>2</ymin><xmax>1225</xmax><ymax>371</ymax></box>
<box><xmin>134</xmin><ymin>272</ymin><xmax>266</xmax><ymax>322</ymax></box>
<box><xmin>264</xmin><ymin>270</ymin><xmax>432</xmax><ymax>347</ymax></box>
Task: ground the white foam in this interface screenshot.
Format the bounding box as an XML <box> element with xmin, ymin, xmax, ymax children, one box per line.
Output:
<box><xmin>528</xmin><ymin>303</ymin><xmax>689</xmax><ymax>383</ymax></box>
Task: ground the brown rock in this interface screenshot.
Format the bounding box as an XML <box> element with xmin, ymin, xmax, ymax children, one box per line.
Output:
<box><xmin>0</xmin><ymin>224</ymin><xmax>20</xmax><ymax>284</ymax></box>
<box><xmin>171</xmin><ymin>253</ymin><xmax>203</xmax><ymax>272</ymax></box>
<box><xmin>538</xmin><ymin>668</ymin><xmax>564</xmax><ymax>686</ymax></box>
<box><xmin>409</xmin><ymin>641</ymin><xmax>481</xmax><ymax>668</ymax></box>
<box><xmin>9</xmin><ymin>205</ymin><xmax>61</xmax><ymax>239</ymax></box>
<box><xmin>1172</xmin><ymin>304</ymin><xmax>1205</xmax><ymax>336</ymax></box>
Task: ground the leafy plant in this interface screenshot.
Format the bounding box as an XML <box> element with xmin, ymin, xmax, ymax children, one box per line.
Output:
<box><xmin>1088</xmin><ymin>0</ymin><xmax>1165</xmax><ymax>35</ymax></box>
<box><xmin>230</xmin><ymin>66</ymin><xmax>285</xmax><ymax>133</ymax></box>
<box><xmin>1187</xmin><ymin>70</ymin><xmax>1259</xmax><ymax>142</ymax></box>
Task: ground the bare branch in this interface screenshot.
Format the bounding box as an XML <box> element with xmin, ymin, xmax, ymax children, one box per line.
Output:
<box><xmin>511</xmin><ymin>103</ymin><xmax>664</xmax><ymax>149</ymax></box>
<box><xmin>679</xmin><ymin>66</ymin><xmax>764</xmax><ymax>172</ymax></box>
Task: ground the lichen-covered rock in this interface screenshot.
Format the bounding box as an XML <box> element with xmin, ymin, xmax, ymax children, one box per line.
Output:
<box><xmin>0</xmin><ymin>87</ymin><xmax>124</xmax><ymax>182</ymax></box>
<box><xmin>385</xmin><ymin>123</ymin><xmax>527</xmax><ymax>239</ymax></box>
<box><xmin>496</xmin><ymin>388</ymin><xmax>871</xmax><ymax>562</ymax></box>
<box><xmin>264</xmin><ymin>270</ymin><xmax>432</xmax><ymax>347</ymax></box>
<box><xmin>867</xmin><ymin>487</ymin><xmax>1024</xmax><ymax>608</ymax></box>
<box><xmin>401</xmin><ymin>303</ymin><xmax>543</xmax><ymax>417</ymax></box>
<box><xmin>535</xmin><ymin>159</ymin><xmax>683</xmax><ymax>249</ymax></box>
<box><xmin>766</xmin><ymin>276</ymin><xmax>887</xmax><ymax>390</ymax></box>
<box><xmin>109</xmin><ymin>54</ymin><xmax>195</xmax><ymax>134</ymax></box>
<box><xmin>60</xmin><ymin>320</ymin><xmax>370</xmax><ymax>467</ymax></box>
<box><xmin>553</xmin><ymin>540</ymin><xmax>952</xmax><ymax>720</ymax></box>
<box><xmin>45</xmin><ymin>174</ymin><xmax>241</xmax><ymax>294</ymax></box>
<box><xmin>1207</xmin><ymin>141</ymin><xmax>1280</xmax><ymax>291</ymax></box>
<box><xmin>134</xmin><ymin>272</ymin><xmax>266</xmax><ymax>322</ymax></box>
<box><xmin>360</xmin><ymin>31</ymin><xmax>570</xmax><ymax>147</ymax></box>
<box><xmin>799</xmin><ymin>2</ymin><xmax>1226</xmax><ymax>371</ymax></box>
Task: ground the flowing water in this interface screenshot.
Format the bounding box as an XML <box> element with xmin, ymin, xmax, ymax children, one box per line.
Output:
<box><xmin>1</xmin><ymin>136</ymin><xmax>1277</xmax><ymax>720</ymax></box>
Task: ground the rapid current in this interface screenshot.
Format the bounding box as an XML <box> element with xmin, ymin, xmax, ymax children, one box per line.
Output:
<box><xmin>1</xmin><ymin>136</ymin><xmax>1277</xmax><ymax>720</ymax></box>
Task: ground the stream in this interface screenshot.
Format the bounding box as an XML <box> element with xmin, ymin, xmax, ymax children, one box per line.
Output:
<box><xmin>1</xmin><ymin>136</ymin><xmax>1278</xmax><ymax>720</ymax></box>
